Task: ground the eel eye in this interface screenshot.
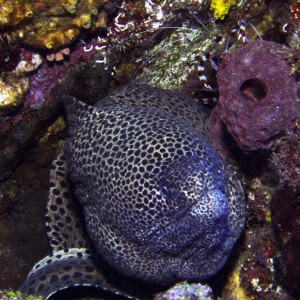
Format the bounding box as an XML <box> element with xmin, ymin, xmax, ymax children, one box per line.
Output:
<box><xmin>160</xmin><ymin>184</ymin><xmax>185</xmax><ymax>209</ymax></box>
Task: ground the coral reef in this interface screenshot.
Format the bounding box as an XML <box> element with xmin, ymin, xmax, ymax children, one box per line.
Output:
<box><xmin>222</xmin><ymin>258</ymin><xmax>250</xmax><ymax>300</ymax></box>
<box><xmin>222</xmin><ymin>170</ymin><xmax>293</xmax><ymax>300</ymax></box>
<box><xmin>0</xmin><ymin>0</ymin><xmax>111</xmax><ymax>50</ymax></box>
<box><xmin>46</xmin><ymin>47</ymin><xmax>70</xmax><ymax>62</ymax></box>
<box><xmin>291</xmin><ymin>2</ymin><xmax>300</xmax><ymax>20</ymax></box>
<box><xmin>0</xmin><ymin>0</ymin><xmax>213</xmax><ymax>180</ymax></box>
<box><xmin>0</xmin><ymin>0</ymin><xmax>299</xmax><ymax>299</ymax></box>
<box><xmin>272</xmin><ymin>184</ymin><xmax>300</xmax><ymax>295</ymax></box>
<box><xmin>209</xmin><ymin>40</ymin><xmax>299</xmax><ymax>152</ymax></box>
<box><xmin>0</xmin><ymin>1</ymin><xmax>34</xmax><ymax>27</ymax></box>
<box><xmin>137</xmin><ymin>24</ymin><xmax>223</xmax><ymax>92</ymax></box>
<box><xmin>0</xmin><ymin>75</ymin><xmax>29</xmax><ymax>116</ymax></box>
<box><xmin>0</xmin><ymin>45</ymin><xmax>43</xmax><ymax>116</ymax></box>
<box><xmin>0</xmin><ymin>0</ymin><xmax>211</xmax><ymax>52</ymax></box>
<box><xmin>154</xmin><ymin>282</ymin><xmax>213</xmax><ymax>300</ymax></box>
<box><xmin>226</xmin><ymin>226</ymin><xmax>281</xmax><ymax>299</ymax></box>
<box><xmin>0</xmin><ymin>39</ymin><xmax>22</xmax><ymax>73</ymax></box>
<box><xmin>164</xmin><ymin>0</ymin><xmax>211</xmax><ymax>12</ymax></box>
<box><xmin>0</xmin><ymin>46</ymin><xmax>113</xmax><ymax>180</ymax></box>
<box><xmin>271</xmin><ymin>126</ymin><xmax>300</xmax><ymax>294</ymax></box>
<box><xmin>99</xmin><ymin>0</ymin><xmax>211</xmax><ymax>87</ymax></box>
<box><xmin>210</xmin><ymin>0</ymin><xmax>236</xmax><ymax>20</ymax></box>
<box><xmin>272</xmin><ymin>127</ymin><xmax>300</xmax><ymax>189</ymax></box>
<box><xmin>134</xmin><ymin>0</ymin><xmax>284</xmax><ymax>102</ymax></box>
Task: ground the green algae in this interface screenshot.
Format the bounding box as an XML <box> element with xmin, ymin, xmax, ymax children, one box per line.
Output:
<box><xmin>138</xmin><ymin>24</ymin><xmax>224</xmax><ymax>91</ymax></box>
<box><xmin>0</xmin><ymin>290</ymin><xmax>43</xmax><ymax>300</ymax></box>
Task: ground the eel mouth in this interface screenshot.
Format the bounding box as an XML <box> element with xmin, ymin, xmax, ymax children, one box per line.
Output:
<box><xmin>142</xmin><ymin>208</ymin><xmax>232</xmax><ymax>284</ymax></box>
<box><xmin>145</xmin><ymin>191</ymin><xmax>231</xmax><ymax>259</ymax></box>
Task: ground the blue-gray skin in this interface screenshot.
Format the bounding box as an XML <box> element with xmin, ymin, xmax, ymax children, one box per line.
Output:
<box><xmin>20</xmin><ymin>83</ymin><xmax>245</xmax><ymax>299</ymax></box>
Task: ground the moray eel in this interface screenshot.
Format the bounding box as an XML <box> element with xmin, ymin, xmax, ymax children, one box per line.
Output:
<box><xmin>20</xmin><ymin>83</ymin><xmax>245</xmax><ymax>299</ymax></box>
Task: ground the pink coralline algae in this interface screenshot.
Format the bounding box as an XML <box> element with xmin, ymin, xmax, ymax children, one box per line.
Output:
<box><xmin>209</xmin><ymin>40</ymin><xmax>300</xmax><ymax>152</ymax></box>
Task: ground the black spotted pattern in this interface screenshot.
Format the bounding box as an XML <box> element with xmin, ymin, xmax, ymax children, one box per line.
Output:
<box><xmin>46</xmin><ymin>153</ymin><xmax>91</xmax><ymax>251</ymax></box>
<box><xmin>19</xmin><ymin>249</ymin><xmax>133</xmax><ymax>300</ymax></box>
<box><xmin>62</xmin><ymin>83</ymin><xmax>245</xmax><ymax>284</ymax></box>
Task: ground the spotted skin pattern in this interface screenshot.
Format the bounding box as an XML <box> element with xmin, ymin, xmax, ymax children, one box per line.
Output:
<box><xmin>64</xmin><ymin>83</ymin><xmax>245</xmax><ymax>283</ymax></box>
<box><xmin>19</xmin><ymin>248</ymin><xmax>134</xmax><ymax>299</ymax></box>
<box><xmin>46</xmin><ymin>152</ymin><xmax>91</xmax><ymax>251</ymax></box>
<box><xmin>20</xmin><ymin>83</ymin><xmax>245</xmax><ymax>298</ymax></box>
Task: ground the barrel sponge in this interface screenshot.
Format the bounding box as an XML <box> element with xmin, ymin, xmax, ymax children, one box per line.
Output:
<box><xmin>216</xmin><ymin>40</ymin><xmax>299</xmax><ymax>151</ymax></box>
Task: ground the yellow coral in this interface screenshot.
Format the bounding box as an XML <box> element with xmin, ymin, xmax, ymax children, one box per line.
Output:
<box><xmin>225</xmin><ymin>262</ymin><xmax>251</xmax><ymax>299</ymax></box>
<box><xmin>39</xmin><ymin>28</ymin><xmax>79</xmax><ymax>49</ymax></box>
<box><xmin>1</xmin><ymin>0</ymin><xmax>107</xmax><ymax>50</ymax></box>
<box><xmin>210</xmin><ymin>0</ymin><xmax>236</xmax><ymax>20</ymax></box>
<box><xmin>74</xmin><ymin>14</ymin><xmax>91</xmax><ymax>28</ymax></box>
<box><xmin>44</xmin><ymin>32</ymin><xmax>65</xmax><ymax>49</ymax></box>
<box><xmin>62</xmin><ymin>0</ymin><xmax>78</xmax><ymax>14</ymax></box>
<box><xmin>265</xmin><ymin>210</ymin><xmax>271</xmax><ymax>222</ymax></box>
<box><xmin>65</xmin><ymin>28</ymin><xmax>80</xmax><ymax>40</ymax></box>
<box><xmin>95</xmin><ymin>11</ymin><xmax>107</xmax><ymax>28</ymax></box>
<box><xmin>0</xmin><ymin>1</ymin><xmax>33</xmax><ymax>26</ymax></box>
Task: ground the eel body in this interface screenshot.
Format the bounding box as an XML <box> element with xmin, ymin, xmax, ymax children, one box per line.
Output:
<box><xmin>20</xmin><ymin>83</ymin><xmax>245</xmax><ymax>299</ymax></box>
